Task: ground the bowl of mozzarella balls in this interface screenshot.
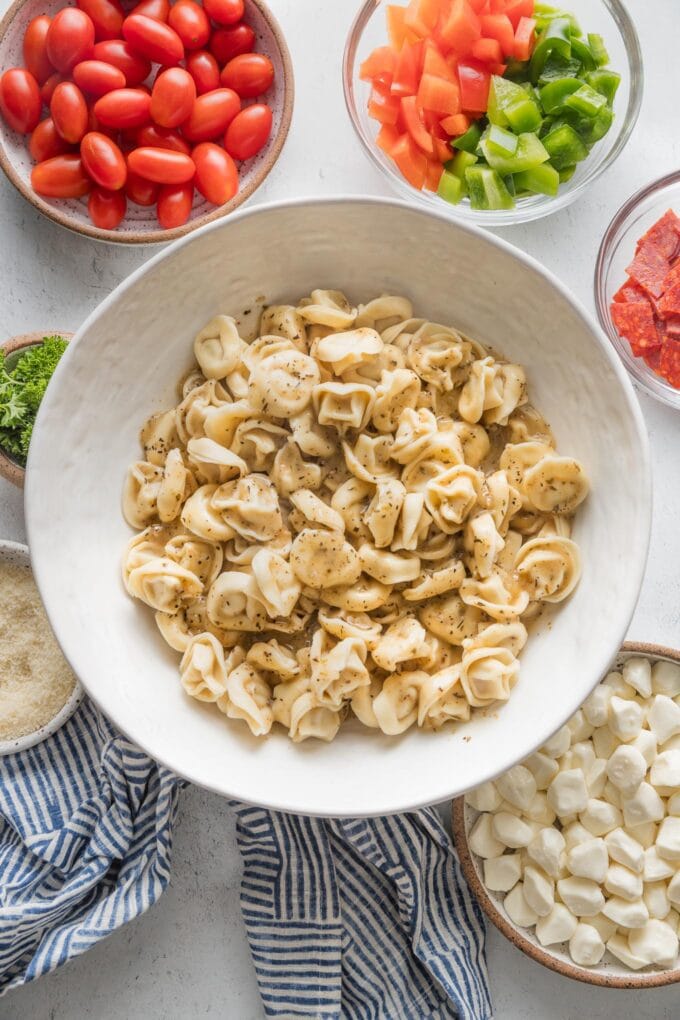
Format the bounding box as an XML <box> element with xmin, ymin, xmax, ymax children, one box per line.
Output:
<box><xmin>452</xmin><ymin>643</ymin><xmax>680</xmax><ymax>988</ymax></box>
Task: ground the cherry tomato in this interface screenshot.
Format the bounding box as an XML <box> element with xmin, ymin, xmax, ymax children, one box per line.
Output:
<box><xmin>80</xmin><ymin>131</ymin><xmax>127</xmax><ymax>189</ymax></box>
<box><xmin>224</xmin><ymin>102</ymin><xmax>271</xmax><ymax>161</ymax></box>
<box><xmin>94</xmin><ymin>88</ymin><xmax>152</xmax><ymax>128</ymax></box>
<box><xmin>23</xmin><ymin>16</ymin><xmax>54</xmax><ymax>85</ymax></box>
<box><xmin>88</xmin><ymin>186</ymin><xmax>126</xmax><ymax>228</ymax></box>
<box><xmin>29</xmin><ymin>117</ymin><xmax>71</xmax><ymax>162</ymax></box>
<box><xmin>137</xmin><ymin>123</ymin><xmax>190</xmax><ymax>153</ymax></box>
<box><xmin>192</xmin><ymin>141</ymin><xmax>237</xmax><ymax>205</ymax></box>
<box><xmin>168</xmin><ymin>0</ymin><xmax>210</xmax><ymax>51</ymax></box>
<box><xmin>182</xmin><ymin>87</ymin><xmax>239</xmax><ymax>141</ymax></box>
<box><xmin>92</xmin><ymin>40</ymin><xmax>151</xmax><ymax>86</ymax></box>
<box><xmin>126</xmin><ymin>168</ymin><xmax>158</xmax><ymax>204</ymax></box>
<box><xmin>220</xmin><ymin>52</ymin><xmax>273</xmax><ymax>98</ymax></box>
<box><xmin>186</xmin><ymin>50</ymin><xmax>219</xmax><ymax>95</ymax></box>
<box><xmin>127</xmin><ymin>146</ymin><xmax>195</xmax><ymax>183</ymax></box>
<box><xmin>73</xmin><ymin>59</ymin><xmax>127</xmax><ymax>97</ymax></box>
<box><xmin>77</xmin><ymin>0</ymin><xmax>125</xmax><ymax>42</ymax></box>
<box><xmin>157</xmin><ymin>181</ymin><xmax>193</xmax><ymax>228</ymax></box>
<box><xmin>122</xmin><ymin>14</ymin><xmax>184</xmax><ymax>67</ymax></box>
<box><xmin>87</xmin><ymin>106</ymin><xmax>117</xmax><ymax>137</ymax></box>
<box><xmin>203</xmin><ymin>0</ymin><xmax>243</xmax><ymax>27</ymax></box>
<box><xmin>40</xmin><ymin>72</ymin><xmax>64</xmax><ymax>106</ymax></box>
<box><xmin>0</xmin><ymin>69</ymin><xmax>42</xmax><ymax>134</ymax></box>
<box><xmin>31</xmin><ymin>154</ymin><xmax>91</xmax><ymax>197</ymax></box>
<box><xmin>46</xmin><ymin>9</ymin><xmax>95</xmax><ymax>73</ymax></box>
<box><xmin>209</xmin><ymin>23</ymin><xmax>254</xmax><ymax>65</ymax></box>
<box><xmin>150</xmin><ymin>67</ymin><xmax>195</xmax><ymax>128</ymax></box>
<box><xmin>51</xmin><ymin>81</ymin><xmax>89</xmax><ymax>143</ymax></box>
<box><xmin>133</xmin><ymin>0</ymin><xmax>170</xmax><ymax>21</ymax></box>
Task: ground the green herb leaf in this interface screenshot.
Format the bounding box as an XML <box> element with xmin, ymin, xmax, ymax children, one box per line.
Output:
<box><xmin>0</xmin><ymin>335</ymin><xmax>67</xmax><ymax>467</ymax></box>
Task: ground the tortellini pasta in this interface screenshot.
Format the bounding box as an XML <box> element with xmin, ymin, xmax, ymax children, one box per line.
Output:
<box><xmin>123</xmin><ymin>290</ymin><xmax>588</xmax><ymax>742</ymax></box>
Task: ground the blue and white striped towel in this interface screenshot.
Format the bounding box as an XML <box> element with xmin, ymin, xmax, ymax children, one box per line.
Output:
<box><xmin>0</xmin><ymin>700</ymin><xmax>491</xmax><ymax>1019</ymax></box>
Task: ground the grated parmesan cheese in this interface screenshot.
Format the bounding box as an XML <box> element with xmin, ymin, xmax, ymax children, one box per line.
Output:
<box><xmin>0</xmin><ymin>560</ymin><xmax>76</xmax><ymax>742</ymax></box>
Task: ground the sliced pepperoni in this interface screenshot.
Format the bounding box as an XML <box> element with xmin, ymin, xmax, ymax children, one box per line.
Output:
<box><xmin>664</xmin><ymin>315</ymin><xmax>680</xmax><ymax>338</ymax></box>
<box><xmin>658</xmin><ymin>282</ymin><xmax>680</xmax><ymax>319</ymax></box>
<box><xmin>626</xmin><ymin>241</ymin><xmax>670</xmax><ymax>299</ymax></box>
<box><xmin>660</xmin><ymin>337</ymin><xmax>680</xmax><ymax>386</ymax></box>
<box><xmin>637</xmin><ymin>209</ymin><xmax>680</xmax><ymax>261</ymax></box>
<box><xmin>611</xmin><ymin>298</ymin><xmax>660</xmax><ymax>350</ymax></box>
<box><xmin>612</xmin><ymin>281</ymin><xmax>647</xmax><ymax>304</ymax></box>
<box><xmin>643</xmin><ymin>347</ymin><xmax>662</xmax><ymax>373</ymax></box>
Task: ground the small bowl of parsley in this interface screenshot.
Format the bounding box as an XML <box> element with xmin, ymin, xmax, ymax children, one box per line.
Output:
<box><xmin>0</xmin><ymin>332</ymin><xmax>70</xmax><ymax>488</ymax></box>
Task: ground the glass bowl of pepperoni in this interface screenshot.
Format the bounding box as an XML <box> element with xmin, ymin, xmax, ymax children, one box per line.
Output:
<box><xmin>595</xmin><ymin>171</ymin><xmax>680</xmax><ymax>409</ymax></box>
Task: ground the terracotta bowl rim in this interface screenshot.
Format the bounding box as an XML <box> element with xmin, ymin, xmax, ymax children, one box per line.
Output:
<box><xmin>0</xmin><ymin>0</ymin><xmax>294</xmax><ymax>245</ymax></box>
<box><xmin>452</xmin><ymin>640</ymin><xmax>680</xmax><ymax>990</ymax></box>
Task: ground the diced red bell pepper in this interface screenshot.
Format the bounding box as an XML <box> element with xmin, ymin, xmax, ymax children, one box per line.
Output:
<box><xmin>425</xmin><ymin>158</ymin><xmax>444</xmax><ymax>191</ymax></box>
<box><xmin>480</xmin><ymin>13</ymin><xmax>515</xmax><ymax>56</ymax></box>
<box><xmin>513</xmin><ymin>17</ymin><xmax>536</xmax><ymax>61</ymax></box>
<box><xmin>504</xmin><ymin>0</ymin><xmax>535</xmax><ymax>30</ymax></box>
<box><xmin>404</xmin><ymin>0</ymin><xmax>431</xmax><ymax>38</ymax></box>
<box><xmin>391</xmin><ymin>41</ymin><xmax>423</xmax><ymax>97</ymax></box>
<box><xmin>418</xmin><ymin>0</ymin><xmax>444</xmax><ymax>29</ymax></box>
<box><xmin>440</xmin><ymin>112</ymin><xmax>470</xmax><ymax>135</ymax></box>
<box><xmin>360</xmin><ymin>46</ymin><xmax>398</xmax><ymax>83</ymax></box>
<box><xmin>369</xmin><ymin>87</ymin><xmax>401</xmax><ymax>125</ymax></box>
<box><xmin>422</xmin><ymin>108</ymin><xmax>448</xmax><ymax>138</ymax></box>
<box><xmin>468</xmin><ymin>0</ymin><xmax>489</xmax><ymax>12</ymax></box>
<box><xmin>457</xmin><ymin>59</ymin><xmax>491</xmax><ymax>112</ymax></box>
<box><xmin>386</xmin><ymin>5</ymin><xmax>416</xmax><ymax>49</ymax></box>
<box><xmin>417</xmin><ymin>73</ymin><xmax>462</xmax><ymax>114</ymax></box>
<box><xmin>472</xmin><ymin>37</ymin><xmax>504</xmax><ymax>63</ymax></box>
<box><xmin>401</xmin><ymin>95</ymin><xmax>435</xmax><ymax>154</ymax></box>
<box><xmin>433</xmin><ymin>136</ymin><xmax>453</xmax><ymax>161</ymax></box>
<box><xmin>437</xmin><ymin>0</ymin><xmax>481</xmax><ymax>55</ymax></box>
<box><xmin>376</xmin><ymin>123</ymin><xmax>401</xmax><ymax>155</ymax></box>
<box><xmin>422</xmin><ymin>39</ymin><xmax>457</xmax><ymax>81</ymax></box>
<box><xmin>391</xmin><ymin>132</ymin><xmax>428</xmax><ymax>189</ymax></box>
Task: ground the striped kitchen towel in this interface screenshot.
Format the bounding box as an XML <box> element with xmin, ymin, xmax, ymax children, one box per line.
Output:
<box><xmin>0</xmin><ymin>700</ymin><xmax>491</xmax><ymax>1019</ymax></box>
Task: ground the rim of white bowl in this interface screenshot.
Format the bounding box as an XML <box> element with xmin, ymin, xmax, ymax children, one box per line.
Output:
<box><xmin>0</xmin><ymin>540</ymin><xmax>84</xmax><ymax>756</ymax></box>
<box><xmin>24</xmin><ymin>196</ymin><xmax>653</xmax><ymax>813</ymax></box>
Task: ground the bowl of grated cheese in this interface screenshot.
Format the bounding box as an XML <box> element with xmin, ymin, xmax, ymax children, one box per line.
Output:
<box><xmin>0</xmin><ymin>540</ymin><xmax>83</xmax><ymax>755</ymax></box>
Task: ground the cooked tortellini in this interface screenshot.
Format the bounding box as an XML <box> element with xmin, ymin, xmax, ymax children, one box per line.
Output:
<box><xmin>123</xmin><ymin>291</ymin><xmax>588</xmax><ymax>742</ymax></box>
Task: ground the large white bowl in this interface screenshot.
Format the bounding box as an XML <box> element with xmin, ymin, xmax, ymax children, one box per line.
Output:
<box><xmin>25</xmin><ymin>198</ymin><xmax>651</xmax><ymax>816</ymax></box>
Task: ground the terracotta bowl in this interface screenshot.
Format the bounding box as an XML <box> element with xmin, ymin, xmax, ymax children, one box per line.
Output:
<box><xmin>0</xmin><ymin>331</ymin><xmax>72</xmax><ymax>488</ymax></box>
<box><xmin>452</xmin><ymin>641</ymin><xmax>680</xmax><ymax>989</ymax></box>
<box><xmin>0</xmin><ymin>0</ymin><xmax>293</xmax><ymax>244</ymax></box>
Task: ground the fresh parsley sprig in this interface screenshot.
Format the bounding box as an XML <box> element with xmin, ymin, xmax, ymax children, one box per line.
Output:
<box><xmin>0</xmin><ymin>335</ymin><xmax>68</xmax><ymax>466</ymax></box>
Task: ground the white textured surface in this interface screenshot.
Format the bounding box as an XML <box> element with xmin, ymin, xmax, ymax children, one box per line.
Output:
<box><xmin>1</xmin><ymin>0</ymin><xmax>679</xmax><ymax>1016</ymax></box>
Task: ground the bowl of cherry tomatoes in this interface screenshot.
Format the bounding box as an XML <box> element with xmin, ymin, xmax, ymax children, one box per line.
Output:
<box><xmin>0</xmin><ymin>0</ymin><xmax>293</xmax><ymax>242</ymax></box>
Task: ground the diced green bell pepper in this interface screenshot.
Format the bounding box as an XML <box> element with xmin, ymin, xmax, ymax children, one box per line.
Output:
<box><xmin>503</xmin><ymin>174</ymin><xmax>516</xmax><ymax>198</ymax></box>
<box><xmin>588</xmin><ymin>33</ymin><xmax>610</xmax><ymax>67</ymax></box>
<box><xmin>538</xmin><ymin>54</ymin><xmax>582</xmax><ymax>84</ymax></box>
<box><xmin>539</xmin><ymin>77</ymin><xmax>582</xmax><ymax>113</ymax></box>
<box><xmin>503</xmin><ymin>59</ymin><xmax>531</xmax><ymax>83</ymax></box>
<box><xmin>558</xmin><ymin>165</ymin><xmax>577</xmax><ymax>183</ymax></box>
<box><xmin>448</xmin><ymin>149</ymin><xmax>478</xmax><ymax>177</ymax></box>
<box><xmin>569</xmin><ymin>36</ymin><xmax>597</xmax><ymax>71</ymax></box>
<box><xmin>577</xmin><ymin>104</ymin><xmax>613</xmax><ymax>143</ymax></box>
<box><xmin>505</xmin><ymin>95</ymin><xmax>543</xmax><ymax>132</ymax></box>
<box><xmin>513</xmin><ymin>163</ymin><xmax>560</xmax><ymax>197</ymax></box>
<box><xmin>585</xmin><ymin>69</ymin><xmax>621</xmax><ymax>106</ymax></box>
<box><xmin>451</xmin><ymin>121</ymin><xmax>483</xmax><ymax>154</ymax></box>
<box><xmin>437</xmin><ymin>170</ymin><xmax>465</xmax><ymax>205</ymax></box>
<box><xmin>487</xmin><ymin>75</ymin><xmax>529</xmax><ymax>126</ymax></box>
<box><xmin>542</xmin><ymin>123</ymin><xmax>589</xmax><ymax>169</ymax></box>
<box><xmin>564</xmin><ymin>83</ymin><xmax>608</xmax><ymax>118</ymax></box>
<box><xmin>465</xmin><ymin>166</ymin><xmax>515</xmax><ymax>210</ymax></box>
<box><xmin>534</xmin><ymin>4</ymin><xmax>582</xmax><ymax>36</ymax></box>
<box><xmin>530</xmin><ymin>18</ymin><xmax>573</xmax><ymax>82</ymax></box>
<box><xmin>480</xmin><ymin>131</ymin><xmax>550</xmax><ymax>175</ymax></box>
<box><xmin>487</xmin><ymin>124</ymin><xmax>519</xmax><ymax>157</ymax></box>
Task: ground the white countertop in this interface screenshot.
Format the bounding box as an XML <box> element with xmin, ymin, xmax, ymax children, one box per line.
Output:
<box><xmin>1</xmin><ymin>0</ymin><xmax>680</xmax><ymax>1016</ymax></box>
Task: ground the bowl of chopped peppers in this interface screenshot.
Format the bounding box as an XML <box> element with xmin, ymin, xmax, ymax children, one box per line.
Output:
<box><xmin>595</xmin><ymin>172</ymin><xmax>680</xmax><ymax>409</ymax></box>
<box><xmin>343</xmin><ymin>0</ymin><xmax>642</xmax><ymax>224</ymax></box>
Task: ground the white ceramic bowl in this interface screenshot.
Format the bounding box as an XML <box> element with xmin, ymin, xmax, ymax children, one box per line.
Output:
<box><xmin>0</xmin><ymin>540</ymin><xmax>84</xmax><ymax>755</ymax></box>
<box><xmin>25</xmin><ymin>198</ymin><xmax>651</xmax><ymax>815</ymax></box>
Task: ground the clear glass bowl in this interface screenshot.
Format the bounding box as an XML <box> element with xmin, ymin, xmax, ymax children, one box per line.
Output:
<box><xmin>595</xmin><ymin>171</ymin><xmax>680</xmax><ymax>410</ymax></box>
<box><xmin>343</xmin><ymin>0</ymin><xmax>643</xmax><ymax>227</ymax></box>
